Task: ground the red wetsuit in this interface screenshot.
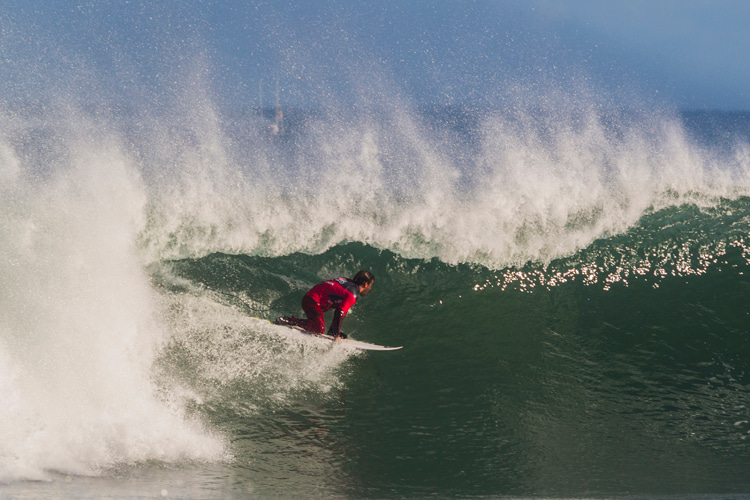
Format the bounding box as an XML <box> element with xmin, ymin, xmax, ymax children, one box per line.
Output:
<box><xmin>288</xmin><ymin>278</ymin><xmax>359</xmax><ymax>335</ymax></box>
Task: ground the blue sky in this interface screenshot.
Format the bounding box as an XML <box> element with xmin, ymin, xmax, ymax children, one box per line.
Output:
<box><xmin>540</xmin><ymin>0</ymin><xmax>750</xmax><ymax>110</ymax></box>
<box><xmin>1</xmin><ymin>0</ymin><xmax>749</xmax><ymax>110</ymax></box>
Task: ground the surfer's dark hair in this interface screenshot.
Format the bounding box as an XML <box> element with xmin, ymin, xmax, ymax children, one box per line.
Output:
<box><xmin>352</xmin><ymin>270</ymin><xmax>374</xmax><ymax>286</ymax></box>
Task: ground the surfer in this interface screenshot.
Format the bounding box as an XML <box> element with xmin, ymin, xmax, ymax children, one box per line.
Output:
<box><xmin>274</xmin><ymin>271</ymin><xmax>375</xmax><ymax>339</ymax></box>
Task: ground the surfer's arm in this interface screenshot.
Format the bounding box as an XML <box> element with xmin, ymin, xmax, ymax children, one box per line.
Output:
<box><xmin>328</xmin><ymin>308</ymin><xmax>345</xmax><ymax>338</ymax></box>
<box><xmin>327</xmin><ymin>290</ymin><xmax>356</xmax><ymax>339</ymax></box>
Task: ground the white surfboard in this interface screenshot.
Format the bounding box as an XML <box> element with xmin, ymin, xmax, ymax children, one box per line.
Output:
<box><xmin>269</xmin><ymin>321</ymin><xmax>402</xmax><ymax>351</ymax></box>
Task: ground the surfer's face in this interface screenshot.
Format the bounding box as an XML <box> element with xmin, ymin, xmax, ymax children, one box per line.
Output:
<box><xmin>360</xmin><ymin>279</ymin><xmax>374</xmax><ymax>296</ymax></box>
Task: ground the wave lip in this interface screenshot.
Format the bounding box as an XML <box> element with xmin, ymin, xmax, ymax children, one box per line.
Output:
<box><xmin>131</xmin><ymin>106</ymin><xmax>750</xmax><ymax>269</ymax></box>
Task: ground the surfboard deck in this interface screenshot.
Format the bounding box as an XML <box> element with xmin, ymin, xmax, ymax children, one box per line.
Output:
<box><xmin>268</xmin><ymin>320</ymin><xmax>402</xmax><ymax>351</ymax></box>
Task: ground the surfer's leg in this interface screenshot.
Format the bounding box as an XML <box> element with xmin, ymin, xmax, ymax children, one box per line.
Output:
<box><xmin>274</xmin><ymin>296</ymin><xmax>325</xmax><ymax>333</ymax></box>
<box><xmin>300</xmin><ymin>295</ymin><xmax>326</xmax><ymax>334</ymax></box>
<box><xmin>275</xmin><ymin>314</ymin><xmax>316</xmax><ymax>329</ymax></box>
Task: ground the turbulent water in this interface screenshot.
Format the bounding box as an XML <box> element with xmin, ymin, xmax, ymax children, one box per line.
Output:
<box><xmin>2</xmin><ymin>102</ymin><xmax>750</xmax><ymax>498</ymax></box>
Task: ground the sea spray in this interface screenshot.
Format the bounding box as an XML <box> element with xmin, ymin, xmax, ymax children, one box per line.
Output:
<box><xmin>0</xmin><ymin>112</ymin><xmax>225</xmax><ymax>480</ymax></box>
<box><xmin>134</xmin><ymin>102</ymin><xmax>750</xmax><ymax>269</ymax></box>
<box><xmin>150</xmin><ymin>286</ymin><xmax>358</xmax><ymax>413</ymax></box>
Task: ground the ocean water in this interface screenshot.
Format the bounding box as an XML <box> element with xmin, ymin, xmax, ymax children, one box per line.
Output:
<box><xmin>2</xmin><ymin>102</ymin><xmax>750</xmax><ymax>498</ymax></box>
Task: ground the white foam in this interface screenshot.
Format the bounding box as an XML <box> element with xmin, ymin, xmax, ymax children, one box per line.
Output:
<box><xmin>135</xmin><ymin>102</ymin><xmax>750</xmax><ymax>269</ymax></box>
<box><xmin>0</xmin><ymin>114</ymin><xmax>225</xmax><ymax>481</ymax></box>
<box><xmin>151</xmin><ymin>289</ymin><xmax>358</xmax><ymax>411</ymax></box>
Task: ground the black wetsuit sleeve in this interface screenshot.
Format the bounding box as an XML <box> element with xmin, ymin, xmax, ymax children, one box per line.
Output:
<box><xmin>328</xmin><ymin>308</ymin><xmax>344</xmax><ymax>337</ymax></box>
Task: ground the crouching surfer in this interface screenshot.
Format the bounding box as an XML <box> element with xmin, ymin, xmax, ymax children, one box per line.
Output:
<box><xmin>274</xmin><ymin>270</ymin><xmax>375</xmax><ymax>340</ymax></box>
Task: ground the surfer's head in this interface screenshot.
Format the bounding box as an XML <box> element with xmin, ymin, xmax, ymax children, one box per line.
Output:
<box><xmin>353</xmin><ymin>270</ymin><xmax>375</xmax><ymax>296</ymax></box>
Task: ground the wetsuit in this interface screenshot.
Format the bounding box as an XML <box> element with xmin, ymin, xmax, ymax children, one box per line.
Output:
<box><xmin>285</xmin><ymin>278</ymin><xmax>360</xmax><ymax>336</ymax></box>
